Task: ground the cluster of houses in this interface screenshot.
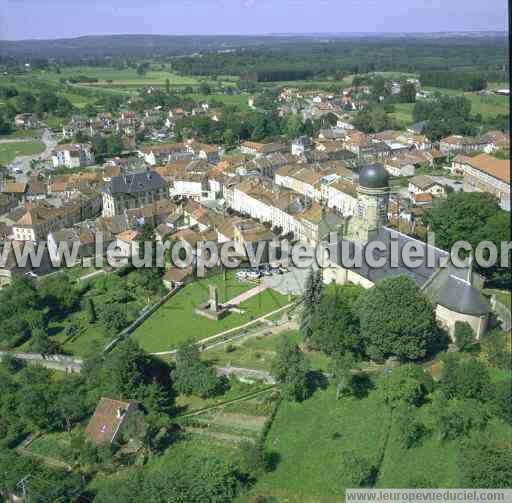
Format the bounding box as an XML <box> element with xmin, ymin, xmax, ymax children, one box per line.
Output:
<box><xmin>1</xmin><ymin>89</ymin><xmax>509</xmax><ymax>339</ymax></box>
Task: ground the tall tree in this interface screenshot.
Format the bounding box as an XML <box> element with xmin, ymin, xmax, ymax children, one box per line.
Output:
<box><xmin>310</xmin><ymin>284</ymin><xmax>361</xmax><ymax>355</ymax></box>
<box><xmin>172</xmin><ymin>342</ymin><xmax>222</xmax><ymax>398</ymax></box>
<box><xmin>399</xmin><ymin>82</ymin><xmax>417</xmax><ymax>103</ymax></box>
<box><xmin>330</xmin><ymin>351</ymin><xmax>358</xmax><ymax>399</ymax></box>
<box><xmin>299</xmin><ymin>269</ymin><xmax>324</xmax><ymax>343</ymax></box>
<box><xmin>454</xmin><ymin>321</ymin><xmax>475</xmax><ymax>352</ymax></box>
<box><xmin>271</xmin><ymin>337</ymin><xmax>309</xmax><ymax>402</ymax></box>
<box><xmin>355</xmin><ymin>276</ymin><xmax>438</xmax><ymax>361</ymax></box>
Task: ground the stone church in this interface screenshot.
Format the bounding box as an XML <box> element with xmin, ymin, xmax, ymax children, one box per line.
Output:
<box><xmin>323</xmin><ymin>163</ymin><xmax>490</xmax><ymax>339</ymax></box>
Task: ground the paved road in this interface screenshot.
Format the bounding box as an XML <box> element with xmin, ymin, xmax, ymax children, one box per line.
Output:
<box><xmin>227</xmin><ymin>284</ymin><xmax>267</xmax><ymax>306</ymax></box>
<box><xmin>7</xmin><ymin>128</ymin><xmax>56</xmax><ymax>183</ymax></box>
<box><xmin>263</xmin><ymin>265</ymin><xmax>318</xmax><ymax>296</ymax></box>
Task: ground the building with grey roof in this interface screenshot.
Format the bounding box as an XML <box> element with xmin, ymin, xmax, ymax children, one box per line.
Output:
<box><xmin>102</xmin><ymin>171</ymin><xmax>168</xmax><ymax>217</ymax></box>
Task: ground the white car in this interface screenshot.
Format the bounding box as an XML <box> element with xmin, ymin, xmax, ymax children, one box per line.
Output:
<box><xmin>246</xmin><ymin>271</ymin><xmax>261</xmax><ymax>280</ymax></box>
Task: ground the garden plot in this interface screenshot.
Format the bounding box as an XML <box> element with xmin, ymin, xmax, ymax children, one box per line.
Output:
<box><xmin>179</xmin><ymin>390</ymin><xmax>279</xmax><ymax>445</ymax></box>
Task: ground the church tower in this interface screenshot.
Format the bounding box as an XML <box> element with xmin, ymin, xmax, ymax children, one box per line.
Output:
<box><xmin>349</xmin><ymin>163</ymin><xmax>390</xmax><ymax>242</ymax></box>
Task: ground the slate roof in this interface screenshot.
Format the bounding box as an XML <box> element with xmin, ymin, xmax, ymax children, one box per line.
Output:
<box><xmin>332</xmin><ymin>227</ymin><xmax>490</xmax><ymax>316</ymax></box>
<box><xmin>422</xmin><ymin>264</ymin><xmax>489</xmax><ymax>316</ymax></box>
<box><xmin>106</xmin><ymin>171</ymin><xmax>166</xmax><ymax>195</ymax></box>
<box><xmin>334</xmin><ymin>227</ymin><xmax>446</xmax><ymax>286</ymax></box>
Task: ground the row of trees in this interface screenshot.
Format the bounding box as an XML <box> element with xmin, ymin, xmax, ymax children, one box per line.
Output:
<box><xmin>412</xmin><ymin>94</ymin><xmax>479</xmax><ymax>141</ymax></box>
<box><xmin>175</xmin><ymin>107</ymin><xmax>318</xmax><ymax>146</ymax></box>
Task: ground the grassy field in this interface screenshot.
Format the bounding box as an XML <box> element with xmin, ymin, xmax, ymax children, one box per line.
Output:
<box><xmin>33</xmin><ymin>67</ymin><xmax>241</xmax><ymax>97</ymax></box>
<box><xmin>424</xmin><ymin>86</ymin><xmax>509</xmax><ymax>119</ymax></box>
<box><xmin>204</xmin><ymin>329</ymin><xmax>331</xmax><ymax>372</ymax></box>
<box><xmin>0</xmin><ymin>129</ymin><xmax>42</xmax><ymax>140</ymax></box>
<box><xmin>377</xmin><ymin>407</ymin><xmax>459</xmax><ymax>488</ymax></box>
<box><xmin>0</xmin><ymin>140</ymin><xmax>45</xmax><ymax>165</ymax></box>
<box><xmin>37</xmin><ymin>67</ymin><xmax>200</xmax><ymax>86</ymax></box>
<box><xmin>132</xmin><ymin>273</ymin><xmax>290</xmax><ymax>353</ymax></box>
<box><xmin>482</xmin><ymin>288</ymin><xmax>511</xmax><ymax>309</ymax></box>
<box><xmin>23</xmin><ymin>430</ymin><xmax>77</xmax><ymax>467</ymax></box>
<box><xmin>390</xmin><ymin>103</ymin><xmax>415</xmax><ymax>126</ymax></box>
<box><xmin>175</xmin><ymin>379</ymin><xmax>272</xmax><ymax>416</ymax></box>
<box><xmin>244</xmin><ymin>384</ymin><xmax>390</xmax><ymax>503</ymax></box>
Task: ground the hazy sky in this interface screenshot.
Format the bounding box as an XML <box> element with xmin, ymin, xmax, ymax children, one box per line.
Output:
<box><xmin>1</xmin><ymin>0</ymin><xmax>508</xmax><ymax>40</ymax></box>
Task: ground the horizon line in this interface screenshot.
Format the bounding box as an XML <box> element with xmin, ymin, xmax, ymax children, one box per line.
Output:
<box><xmin>2</xmin><ymin>29</ymin><xmax>508</xmax><ymax>43</ymax></box>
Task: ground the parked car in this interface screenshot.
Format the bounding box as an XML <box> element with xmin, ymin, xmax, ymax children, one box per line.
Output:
<box><xmin>236</xmin><ymin>270</ymin><xmax>249</xmax><ymax>280</ymax></box>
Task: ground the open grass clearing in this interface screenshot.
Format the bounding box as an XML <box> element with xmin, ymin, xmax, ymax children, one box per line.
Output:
<box><xmin>186</xmin><ymin>92</ymin><xmax>250</xmax><ymax>109</ymax></box>
<box><xmin>22</xmin><ymin>430</ymin><xmax>78</xmax><ymax>467</ymax></box>
<box><xmin>424</xmin><ymin>86</ymin><xmax>509</xmax><ymax>119</ymax></box>
<box><xmin>203</xmin><ymin>329</ymin><xmax>331</xmax><ymax>372</ymax></box>
<box><xmin>244</xmin><ymin>384</ymin><xmax>390</xmax><ymax>503</ymax></box>
<box><xmin>482</xmin><ymin>288</ymin><xmax>511</xmax><ymax>309</ymax></box>
<box><xmin>390</xmin><ymin>102</ymin><xmax>415</xmax><ymax>126</ymax></box>
<box><xmin>0</xmin><ymin>140</ymin><xmax>45</xmax><ymax>165</ymax></box>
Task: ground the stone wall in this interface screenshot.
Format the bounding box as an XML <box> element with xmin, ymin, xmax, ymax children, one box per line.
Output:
<box><xmin>0</xmin><ymin>351</ymin><xmax>83</xmax><ymax>373</ymax></box>
<box><xmin>103</xmin><ymin>285</ymin><xmax>182</xmax><ymax>353</ymax></box>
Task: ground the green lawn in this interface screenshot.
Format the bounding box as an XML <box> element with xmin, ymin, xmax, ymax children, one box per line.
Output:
<box><xmin>244</xmin><ymin>385</ymin><xmax>390</xmax><ymax>503</ymax></box>
<box><xmin>0</xmin><ymin>129</ymin><xmax>42</xmax><ymax>140</ymax></box>
<box><xmin>377</xmin><ymin>407</ymin><xmax>459</xmax><ymax>488</ymax></box>
<box><xmin>482</xmin><ymin>288</ymin><xmax>511</xmax><ymax>309</ymax></box>
<box><xmin>390</xmin><ymin>103</ymin><xmax>415</xmax><ymax>126</ymax></box>
<box><xmin>0</xmin><ymin>140</ymin><xmax>45</xmax><ymax>165</ymax></box>
<box><xmin>132</xmin><ymin>273</ymin><xmax>290</xmax><ymax>353</ymax></box>
<box><xmin>175</xmin><ymin>379</ymin><xmax>272</xmax><ymax>416</ymax></box>
<box><xmin>37</xmin><ymin>66</ymin><xmax>200</xmax><ymax>86</ymax></box>
<box><xmin>204</xmin><ymin>329</ymin><xmax>331</xmax><ymax>372</ymax></box>
<box><xmin>466</xmin><ymin>94</ymin><xmax>509</xmax><ymax>119</ymax></box>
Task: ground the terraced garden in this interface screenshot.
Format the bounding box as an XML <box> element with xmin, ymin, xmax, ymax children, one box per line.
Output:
<box><xmin>177</xmin><ymin>388</ymin><xmax>279</xmax><ymax>446</ymax></box>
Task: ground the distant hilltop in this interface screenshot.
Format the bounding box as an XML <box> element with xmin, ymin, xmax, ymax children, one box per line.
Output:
<box><xmin>0</xmin><ymin>32</ymin><xmax>508</xmax><ymax>60</ymax></box>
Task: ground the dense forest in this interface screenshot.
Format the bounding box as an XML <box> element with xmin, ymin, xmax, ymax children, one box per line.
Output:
<box><xmin>171</xmin><ymin>38</ymin><xmax>509</xmax><ymax>81</ymax></box>
<box><xmin>0</xmin><ymin>35</ymin><xmax>508</xmax><ymax>84</ymax></box>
